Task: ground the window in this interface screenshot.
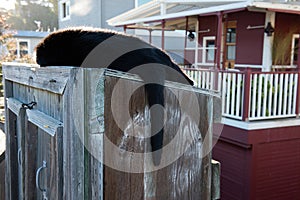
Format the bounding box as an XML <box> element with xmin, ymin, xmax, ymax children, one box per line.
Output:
<box><xmin>226</xmin><ymin>28</ymin><xmax>236</xmax><ymax>60</ymax></box>
<box><xmin>60</xmin><ymin>0</ymin><xmax>70</xmax><ymax>20</ymax></box>
<box><xmin>224</xmin><ymin>21</ymin><xmax>237</xmax><ymax>68</ymax></box>
<box><xmin>19</xmin><ymin>41</ymin><xmax>28</xmax><ymax>57</ymax></box>
<box><xmin>202</xmin><ymin>36</ymin><xmax>216</xmax><ymax>64</ymax></box>
<box><xmin>291</xmin><ymin>34</ymin><xmax>299</xmax><ymax>65</ymax></box>
<box><xmin>13</xmin><ymin>40</ymin><xmax>29</xmax><ymax>58</ymax></box>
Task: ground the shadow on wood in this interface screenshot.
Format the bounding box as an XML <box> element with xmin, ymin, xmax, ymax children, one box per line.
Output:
<box><xmin>3</xmin><ymin>64</ymin><xmax>221</xmax><ymax>200</ymax></box>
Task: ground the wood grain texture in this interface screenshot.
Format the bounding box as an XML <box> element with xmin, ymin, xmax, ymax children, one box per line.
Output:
<box><xmin>3</xmin><ymin>65</ymin><xmax>71</xmax><ymax>94</ymax></box>
<box><xmin>3</xmin><ymin>65</ymin><xmax>220</xmax><ymax>200</ymax></box>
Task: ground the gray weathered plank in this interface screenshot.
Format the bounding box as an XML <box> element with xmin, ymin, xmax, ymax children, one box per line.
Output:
<box><xmin>3</xmin><ymin>65</ymin><xmax>220</xmax><ymax>200</ymax></box>
<box><xmin>26</xmin><ymin>109</ymin><xmax>63</xmax><ymax>137</ymax></box>
<box><xmin>7</xmin><ymin>98</ymin><xmax>24</xmax><ymax>116</ymax></box>
<box><xmin>3</xmin><ymin>64</ymin><xmax>72</xmax><ymax>94</ymax></box>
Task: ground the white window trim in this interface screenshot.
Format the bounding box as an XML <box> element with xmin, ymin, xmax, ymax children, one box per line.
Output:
<box><xmin>201</xmin><ymin>36</ymin><xmax>216</xmax><ymax>65</ymax></box>
<box><xmin>60</xmin><ymin>0</ymin><xmax>70</xmax><ymax>21</ymax></box>
<box><xmin>290</xmin><ymin>34</ymin><xmax>299</xmax><ymax>66</ymax></box>
<box><xmin>16</xmin><ymin>39</ymin><xmax>30</xmax><ymax>58</ymax></box>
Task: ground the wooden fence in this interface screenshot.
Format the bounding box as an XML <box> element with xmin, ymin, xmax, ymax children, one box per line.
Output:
<box><xmin>184</xmin><ymin>68</ymin><xmax>300</xmax><ymax>121</ymax></box>
<box><xmin>3</xmin><ymin>64</ymin><xmax>220</xmax><ymax>200</ymax></box>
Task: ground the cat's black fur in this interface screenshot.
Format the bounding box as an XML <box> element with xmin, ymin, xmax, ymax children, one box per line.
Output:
<box><xmin>35</xmin><ymin>27</ymin><xmax>193</xmax><ymax>166</ymax></box>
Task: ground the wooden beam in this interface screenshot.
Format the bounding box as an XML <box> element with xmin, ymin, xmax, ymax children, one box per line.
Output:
<box><xmin>161</xmin><ymin>19</ymin><xmax>165</xmax><ymax>50</ymax></box>
<box><xmin>215</xmin><ymin>12</ymin><xmax>223</xmax><ymax>69</ymax></box>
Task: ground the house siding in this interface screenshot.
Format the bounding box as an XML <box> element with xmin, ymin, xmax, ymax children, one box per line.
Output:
<box><xmin>197</xmin><ymin>16</ymin><xmax>218</xmax><ymax>65</ymax></box>
<box><xmin>59</xmin><ymin>0</ymin><xmax>134</xmax><ymax>30</ymax></box>
<box><xmin>213</xmin><ymin>124</ymin><xmax>300</xmax><ymax>200</ymax></box>
<box><xmin>59</xmin><ymin>0</ymin><xmax>102</xmax><ymax>28</ymax></box>
<box><xmin>227</xmin><ymin>10</ymin><xmax>265</xmax><ymax>66</ymax></box>
<box><xmin>101</xmin><ymin>0</ymin><xmax>134</xmax><ymax>30</ymax></box>
<box><xmin>58</xmin><ymin>1</ymin><xmax>188</xmax><ymax>64</ymax></box>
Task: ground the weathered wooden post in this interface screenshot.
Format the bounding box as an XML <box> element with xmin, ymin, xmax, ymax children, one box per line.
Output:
<box><xmin>3</xmin><ymin>64</ymin><xmax>220</xmax><ymax>200</ymax></box>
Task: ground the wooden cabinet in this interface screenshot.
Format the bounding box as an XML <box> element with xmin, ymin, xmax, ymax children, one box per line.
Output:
<box><xmin>6</xmin><ymin>98</ymin><xmax>63</xmax><ymax>200</ymax></box>
<box><xmin>3</xmin><ymin>65</ymin><xmax>220</xmax><ymax>200</ymax></box>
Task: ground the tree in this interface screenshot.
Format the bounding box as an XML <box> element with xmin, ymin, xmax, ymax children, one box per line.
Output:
<box><xmin>0</xmin><ymin>11</ymin><xmax>35</xmax><ymax>63</ymax></box>
<box><xmin>7</xmin><ymin>0</ymin><xmax>58</xmax><ymax>31</ymax></box>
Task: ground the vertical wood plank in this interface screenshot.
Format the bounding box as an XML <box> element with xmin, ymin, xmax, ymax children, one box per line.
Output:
<box><xmin>262</xmin><ymin>74</ymin><xmax>268</xmax><ymax>117</ymax></box>
<box><xmin>278</xmin><ymin>74</ymin><xmax>284</xmax><ymax>115</ymax></box>
<box><xmin>17</xmin><ymin>108</ymin><xmax>26</xmax><ymax>200</ymax></box>
<box><xmin>251</xmin><ymin>74</ymin><xmax>257</xmax><ymax>118</ymax></box>
<box><xmin>257</xmin><ymin>74</ymin><xmax>263</xmax><ymax>117</ymax></box>
<box><xmin>226</xmin><ymin>73</ymin><xmax>231</xmax><ymax>115</ymax></box>
<box><xmin>236</xmin><ymin>74</ymin><xmax>241</xmax><ymax>117</ymax></box>
<box><xmin>104</xmin><ymin>76</ymin><xmax>145</xmax><ymax>200</ymax></box>
<box><xmin>202</xmin><ymin>70</ymin><xmax>205</xmax><ymax>89</ymax></box>
<box><xmin>231</xmin><ymin>73</ymin><xmax>236</xmax><ymax>116</ymax></box>
<box><xmin>221</xmin><ymin>73</ymin><xmax>227</xmax><ymax>116</ymax></box>
<box><xmin>3</xmin><ymin>79</ymin><xmax>13</xmax><ymax>200</ymax></box>
<box><xmin>268</xmin><ymin>74</ymin><xmax>273</xmax><ymax>117</ymax></box>
<box><xmin>273</xmin><ymin>74</ymin><xmax>279</xmax><ymax>116</ymax></box>
<box><xmin>24</xmin><ymin>121</ymin><xmax>38</xmax><ymax>200</ymax></box>
<box><xmin>283</xmin><ymin>74</ymin><xmax>289</xmax><ymax>115</ymax></box>
<box><xmin>293</xmin><ymin>74</ymin><xmax>298</xmax><ymax>114</ymax></box>
<box><xmin>63</xmin><ymin>68</ymin><xmax>84</xmax><ymax>200</ymax></box>
<box><xmin>288</xmin><ymin>74</ymin><xmax>294</xmax><ymax>115</ymax></box>
<box><xmin>5</xmin><ymin>111</ymin><xmax>19</xmax><ymax>200</ymax></box>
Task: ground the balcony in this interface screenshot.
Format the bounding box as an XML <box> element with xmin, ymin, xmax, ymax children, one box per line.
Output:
<box><xmin>184</xmin><ymin>68</ymin><xmax>300</xmax><ymax>126</ymax></box>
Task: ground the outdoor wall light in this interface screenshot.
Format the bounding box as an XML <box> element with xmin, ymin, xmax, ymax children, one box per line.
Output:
<box><xmin>264</xmin><ymin>22</ymin><xmax>274</xmax><ymax>37</ymax></box>
<box><xmin>188</xmin><ymin>31</ymin><xmax>195</xmax><ymax>41</ymax></box>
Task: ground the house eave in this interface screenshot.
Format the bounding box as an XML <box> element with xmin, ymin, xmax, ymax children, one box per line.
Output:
<box><xmin>108</xmin><ymin>1</ymin><xmax>250</xmax><ymax>27</ymax></box>
<box><xmin>108</xmin><ymin>0</ymin><xmax>300</xmax><ymax>28</ymax></box>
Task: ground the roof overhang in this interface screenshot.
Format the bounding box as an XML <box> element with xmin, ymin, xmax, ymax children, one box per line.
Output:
<box><xmin>107</xmin><ymin>0</ymin><xmax>300</xmax><ymax>30</ymax></box>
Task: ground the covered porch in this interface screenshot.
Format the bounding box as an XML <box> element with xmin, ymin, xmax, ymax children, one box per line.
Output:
<box><xmin>108</xmin><ymin>0</ymin><xmax>300</xmax><ymax>72</ymax></box>
<box><xmin>108</xmin><ymin>0</ymin><xmax>300</xmax><ymax>124</ymax></box>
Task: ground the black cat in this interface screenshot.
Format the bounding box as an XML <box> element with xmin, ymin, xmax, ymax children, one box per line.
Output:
<box><xmin>35</xmin><ymin>27</ymin><xmax>193</xmax><ymax>166</ymax></box>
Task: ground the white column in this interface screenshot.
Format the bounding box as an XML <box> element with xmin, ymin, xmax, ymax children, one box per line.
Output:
<box><xmin>262</xmin><ymin>11</ymin><xmax>276</xmax><ymax>72</ymax></box>
<box><xmin>160</xmin><ymin>3</ymin><xmax>166</xmax><ymax>15</ymax></box>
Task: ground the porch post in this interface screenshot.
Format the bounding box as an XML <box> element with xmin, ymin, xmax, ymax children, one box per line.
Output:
<box><xmin>242</xmin><ymin>68</ymin><xmax>251</xmax><ymax>121</ymax></box>
<box><xmin>297</xmin><ymin>33</ymin><xmax>300</xmax><ymax>69</ymax></box>
<box><xmin>149</xmin><ymin>29</ymin><xmax>152</xmax><ymax>44</ymax></box>
<box><xmin>184</xmin><ymin>16</ymin><xmax>188</xmax><ymax>66</ymax></box>
<box><xmin>262</xmin><ymin>11</ymin><xmax>276</xmax><ymax>72</ymax></box>
<box><xmin>161</xmin><ymin>19</ymin><xmax>165</xmax><ymax>50</ymax></box>
<box><xmin>194</xmin><ymin>17</ymin><xmax>199</xmax><ymax>68</ymax></box>
<box><xmin>216</xmin><ymin>12</ymin><xmax>223</xmax><ymax>69</ymax></box>
<box><xmin>123</xmin><ymin>25</ymin><xmax>127</xmax><ymax>33</ymax></box>
<box><xmin>296</xmin><ymin>67</ymin><xmax>300</xmax><ymax>117</ymax></box>
<box><xmin>296</xmin><ymin>36</ymin><xmax>300</xmax><ymax>116</ymax></box>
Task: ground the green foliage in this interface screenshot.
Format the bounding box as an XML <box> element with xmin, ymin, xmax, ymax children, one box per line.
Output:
<box><xmin>0</xmin><ymin>12</ymin><xmax>35</xmax><ymax>97</ymax></box>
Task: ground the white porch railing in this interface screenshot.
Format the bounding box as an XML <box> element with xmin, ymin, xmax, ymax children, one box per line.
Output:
<box><xmin>248</xmin><ymin>71</ymin><xmax>299</xmax><ymax>120</ymax></box>
<box><xmin>184</xmin><ymin>68</ymin><xmax>300</xmax><ymax>121</ymax></box>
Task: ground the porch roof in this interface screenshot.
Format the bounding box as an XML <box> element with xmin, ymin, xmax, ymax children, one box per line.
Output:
<box><xmin>107</xmin><ymin>0</ymin><xmax>300</xmax><ymax>30</ymax></box>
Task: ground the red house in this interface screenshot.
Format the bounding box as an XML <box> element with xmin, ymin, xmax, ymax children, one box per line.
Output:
<box><xmin>109</xmin><ymin>0</ymin><xmax>300</xmax><ymax>199</ymax></box>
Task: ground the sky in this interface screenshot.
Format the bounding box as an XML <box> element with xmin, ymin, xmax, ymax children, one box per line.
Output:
<box><xmin>0</xmin><ymin>0</ymin><xmax>15</xmax><ymax>10</ymax></box>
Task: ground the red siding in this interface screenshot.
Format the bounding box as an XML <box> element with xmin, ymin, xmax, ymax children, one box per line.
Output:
<box><xmin>254</xmin><ymin>140</ymin><xmax>300</xmax><ymax>199</ymax></box>
<box><xmin>213</xmin><ymin>124</ymin><xmax>300</xmax><ymax>200</ymax></box>
<box><xmin>227</xmin><ymin>11</ymin><xmax>265</xmax><ymax>65</ymax></box>
<box><xmin>213</xmin><ymin>140</ymin><xmax>251</xmax><ymax>200</ymax></box>
<box><xmin>198</xmin><ymin>16</ymin><xmax>218</xmax><ymax>64</ymax></box>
